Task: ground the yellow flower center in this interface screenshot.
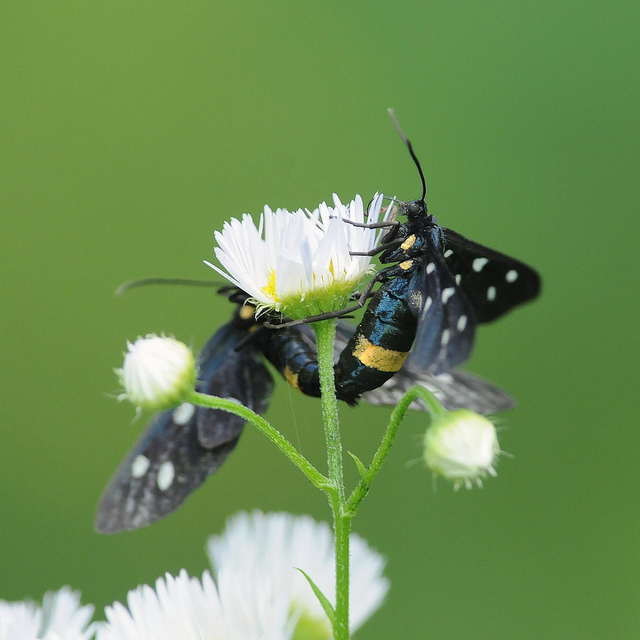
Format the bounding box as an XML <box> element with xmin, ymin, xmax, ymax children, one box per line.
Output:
<box><xmin>261</xmin><ymin>268</ymin><xmax>281</xmax><ymax>302</ymax></box>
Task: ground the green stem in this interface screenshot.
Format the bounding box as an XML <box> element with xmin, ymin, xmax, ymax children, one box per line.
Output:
<box><xmin>332</xmin><ymin>496</ymin><xmax>351</xmax><ymax>640</ymax></box>
<box><xmin>312</xmin><ymin>320</ymin><xmax>350</xmax><ymax>640</ymax></box>
<box><xmin>314</xmin><ymin>320</ymin><xmax>344</xmax><ymax>498</ymax></box>
<box><xmin>188</xmin><ymin>391</ymin><xmax>330</xmax><ymax>492</ymax></box>
<box><xmin>347</xmin><ymin>386</ymin><xmax>445</xmax><ymax>515</ymax></box>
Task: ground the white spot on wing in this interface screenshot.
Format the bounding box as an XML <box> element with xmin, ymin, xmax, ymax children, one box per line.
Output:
<box><xmin>455</xmin><ymin>274</ymin><xmax>462</xmax><ymax>285</ymax></box>
<box><xmin>444</xmin><ymin>249</ymin><xmax>453</xmax><ymax>258</ymax></box>
<box><xmin>457</xmin><ymin>315</ymin><xmax>468</xmax><ymax>332</ymax></box>
<box><xmin>131</xmin><ymin>455</ymin><xmax>150</xmax><ymax>479</ymax></box>
<box><xmin>473</xmin><ymin>257</ymin><xmax>489</xmax><ymax>272</ymax></box>
<box><xmin>506</xmin><ymin>269</ymin><xmax>518</xmax><ymax>283</ymax></box>
<box><xmin>487</xmin><ymin>286</ymin><xmax>497</xmax><ymax>301</ymax></box>
<box><xmin>424</xmin><ymin>296</ymin><xmax>432</xmax><ymax>312</ymax></box>
<box><xmin>156</xmin><ymin>461</ymin><xmax>175</xmax><ymax>491</ymax></box>
<box><xmin>426</xmin><ymin>262</ymin><xmax>435</xmax><ymax>274</ymax></box>
<box><xmin>173</xmin><ymin>402</ymin><xmax>195</xmax><ymax>425</ymax></box>
<box><xmin>442</xmin><ymin>287</ymin><xmax>455</xmax><ymax>304</ymax></box>
<box><xmin>441</xmin><ymin>329</ymin><xmax>450</xmax><ymax>346</ymax></box>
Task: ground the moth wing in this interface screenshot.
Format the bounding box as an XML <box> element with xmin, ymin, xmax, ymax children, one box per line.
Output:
<box><xmin>362</xmin><ymin>367</ymin><xmax>515</xmax><ymax>415</ymax></box>
<box><xmin>406</xmin><ymin>255</ymin><xmax>477</xmax><ymax>374</ymax></box>
<box><xmin>196</xmin><ymin>323</ymin><xmax>274</xmax><ymax>448</ymax></box>
<box><xmin>443</xmin><ymin>228</ymin><xmax>541</xmax><ymax>323</ymax></box>
<box><xmin>95</xmin><ymin>323</ymin><xmax>274</xmax><ymax>533</ymax></box>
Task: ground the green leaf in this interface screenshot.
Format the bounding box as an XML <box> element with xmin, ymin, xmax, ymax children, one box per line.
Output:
<box><xmin>296</xmin><ymin>567</ymin><xmax>335</xmax><ymax>625</ymax></box>
<box><xmin>347</xmin><ymin>450</ymin><xmax>369</xmax><ymax>481</ymax></box>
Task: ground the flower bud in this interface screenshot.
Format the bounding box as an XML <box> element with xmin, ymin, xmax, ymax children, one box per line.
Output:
<box><xmin>424</xmin><ymin>409</ymin><xmax>500</xmax><ymax>489</ymax></box>
<box><xmin>115</xmin><ymin>335</ymin><xmax>196</xmax><ymax>411</ymax></box>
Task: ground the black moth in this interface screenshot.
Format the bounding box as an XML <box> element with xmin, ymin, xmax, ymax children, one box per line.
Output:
<box><xmin>95</xmin><ymin>289</ymin><xmax>515</xmax><ymax>533</ymax></box>
<box><xmin>325</xmin><ymin>112</ymin><xmax>541</xmax><ymax>397</ymax></box>
<box><xmin>330</xmin><ymin>200</ymin><xmax>541</xmax><ymax>396</ymax></box>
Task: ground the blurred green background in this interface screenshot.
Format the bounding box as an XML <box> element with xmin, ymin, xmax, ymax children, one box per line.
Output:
<box><xmin>1</xmin><ymin>1</ymin><xmax>638</xmax><ymax>638</ymax></box>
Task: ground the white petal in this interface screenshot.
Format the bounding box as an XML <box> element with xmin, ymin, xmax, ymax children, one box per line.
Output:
<box><xmin>0</xmin><ymin>587</ymin><xmax>95</xmax><ymax>640</ymax></box>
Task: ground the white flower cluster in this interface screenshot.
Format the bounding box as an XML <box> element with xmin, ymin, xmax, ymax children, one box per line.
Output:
<box><xmin>2</xmin><ymin>513</ymin><xmax>388</xmax><ymax>640</ymax></box>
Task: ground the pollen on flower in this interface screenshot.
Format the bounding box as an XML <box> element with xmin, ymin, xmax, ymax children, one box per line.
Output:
<box><xmin>261</xmin><ymin>268</ymin><xmax>281</xmax><ymax>303</ymax></box>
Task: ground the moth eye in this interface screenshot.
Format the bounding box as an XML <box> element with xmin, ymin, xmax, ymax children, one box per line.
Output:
<box><xmin>406</xmin><ymin>201</ymin><xmax>422</xmax><ymax>216</ymax></box>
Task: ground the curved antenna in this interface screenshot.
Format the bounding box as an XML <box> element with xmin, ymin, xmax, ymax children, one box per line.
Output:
<box><xmin>115</xmin><ymin>278</ymin><xmax>224</xmax><ymax>297</ymax></box>
<box><xmin>388</xmin><ymin>109</ymin><xmax>427</xmax><ymax>203</ymax></box>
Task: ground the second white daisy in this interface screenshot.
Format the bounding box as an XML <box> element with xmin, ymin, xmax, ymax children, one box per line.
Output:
<box><xmin>206</xmin><ymin>511</ymin><xmax>389</xmax><ymax>638</ymax></box>
<box><xmin>97</xmin><ymin>569</ymin><xmax>293</xmax><ymax>640</ymax></box>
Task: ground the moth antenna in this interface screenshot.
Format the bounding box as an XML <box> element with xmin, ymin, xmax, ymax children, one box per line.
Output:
<box><xmin>115</xmin><ymin>278</ymin><xmax>224</xmax><ymax>297</ymax></box>
<box><xmin>388</xmin><ymin>108</ymin><xmax>427</xmax><ymax>203</ymax></box>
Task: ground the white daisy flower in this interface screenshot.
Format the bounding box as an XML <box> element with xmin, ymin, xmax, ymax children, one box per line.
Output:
<box><xmin>207</xmin><ymin>511</ymin><xmax>389</xmax><ymax>638</ymax></box>
<box><xmin>206</xmin><ymin>193</ymin><xmax>389</xmax><ymax>319</ymax></box>
<box><xmin>97</xmin><ymin>570</ymin><xmax>292</xmax><ymax>640</ymax></box>
<box><xmin>0</xmin><ymin>586</ymin><xmax>95</xmax><ymax>640</ymax></box>
<box><xmin>423</xmin><ymin>409</ymin><xmax>501</xmax><ymax>489</ymax></box>
<box><xmin>115</xmin><ymin>335</ymin><xmax>196</xmax><ymax>411</ymax></box>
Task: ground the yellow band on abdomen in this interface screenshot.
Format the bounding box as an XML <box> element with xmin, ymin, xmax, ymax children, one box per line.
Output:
<box><xmin>351</xmin><ymin>335</ymin><xmax>409</xmax><ymax>372</ymax></box>
<box><xmin>283</xmin><ymin>366</ymin><xmax>301</xmax><ymax>391</ymax></box>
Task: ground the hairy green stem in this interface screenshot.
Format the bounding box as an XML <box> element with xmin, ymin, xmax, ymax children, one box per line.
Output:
<box><xmin>347</xmin><ymin>385</ymin><xmax>445</xmax><ymax>514</ymax></box>
<box><xmin>312</xmin><ymin>320</ymin><xmax>350</xmax><ymax>640</ymax></box>
<box><xmin>188</xmin><ymin>391</ymin><xmax>330</xmax><ymax>492</ymax></box>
